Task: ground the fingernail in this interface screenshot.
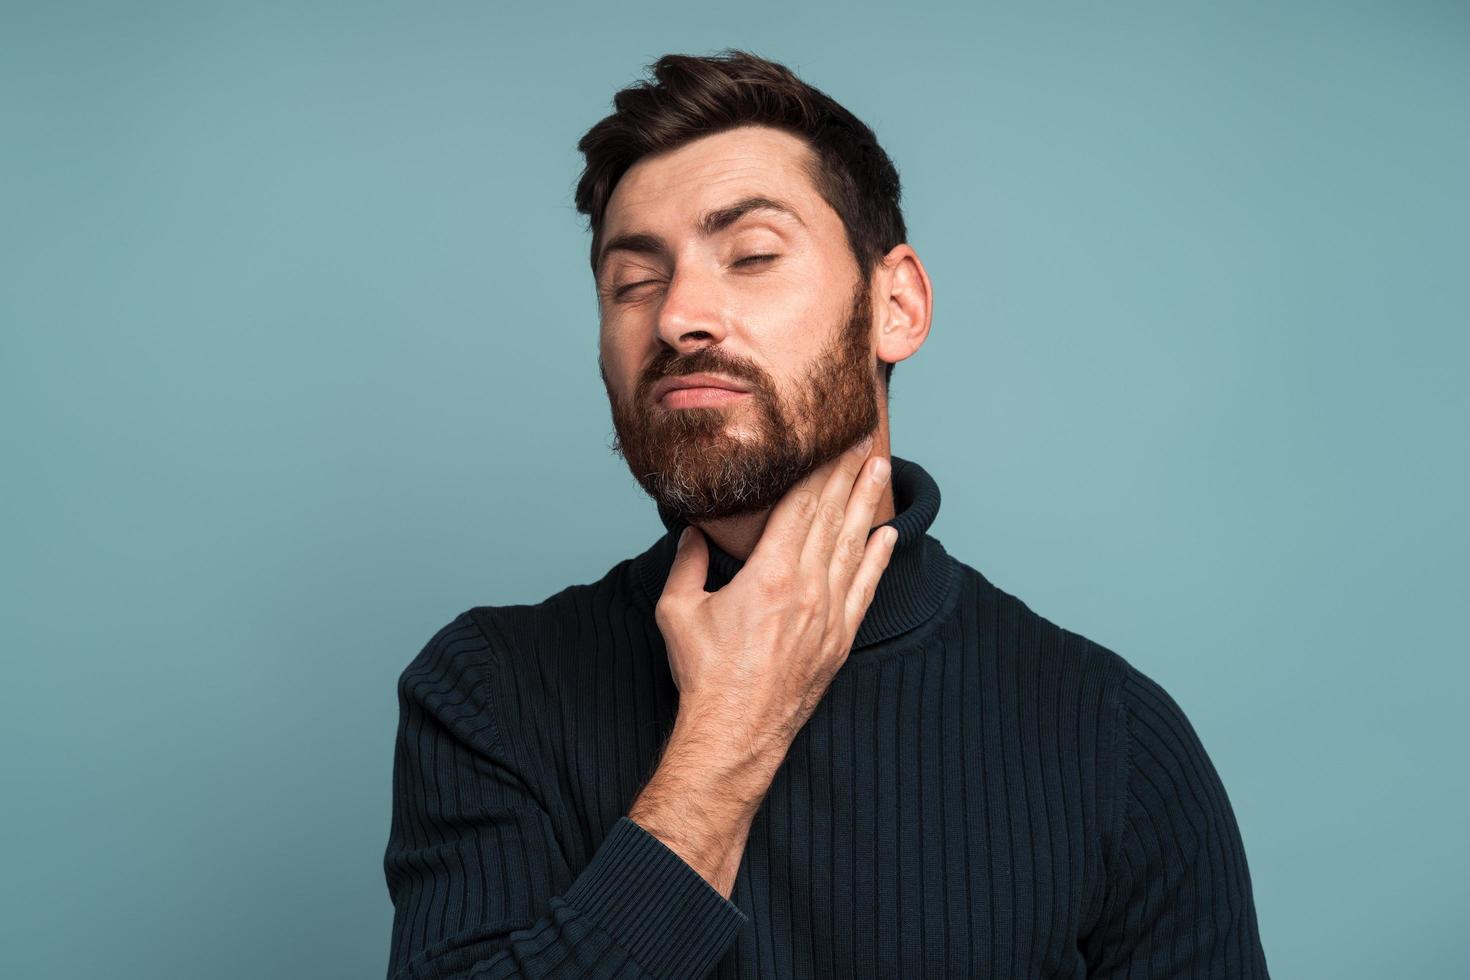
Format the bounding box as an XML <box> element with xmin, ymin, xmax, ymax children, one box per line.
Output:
<box><xmin>870</xmin><ymin>456</ymin><xmax>889</xmax><ymax>483</ymax></box>
<box><xmin>678</xmin><ymin>527</ymin><xmax>690</xmax><ymax>546</ymax></box>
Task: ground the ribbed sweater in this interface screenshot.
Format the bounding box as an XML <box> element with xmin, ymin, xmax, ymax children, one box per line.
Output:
<box><xmin>382</xmin><ymin>455</ymin><xmax>1269</xmax><ymax>979</ymax></box>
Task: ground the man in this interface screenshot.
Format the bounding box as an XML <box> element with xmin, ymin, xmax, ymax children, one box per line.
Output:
<box><xmin>382</xmin><ymin>49</ymin><xmax>1269</xmax><ymax>979</ymax></box>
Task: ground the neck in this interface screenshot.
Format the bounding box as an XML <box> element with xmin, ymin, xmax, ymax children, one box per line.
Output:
<box><xmin>637</xmin><ymin>453</ymin><xmax>956</xmax><ymax>651</ymax></box>
<box><xmin>695</xmin><ymin>445</ymin><xmax>897</xmax><ymax>561</ymax></box>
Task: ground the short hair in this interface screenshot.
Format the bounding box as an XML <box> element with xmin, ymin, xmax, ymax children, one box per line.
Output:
<box><xmin>574</xmin><ymin>49</ymin><xmax>908</xmax><ymax>390</ymax></box>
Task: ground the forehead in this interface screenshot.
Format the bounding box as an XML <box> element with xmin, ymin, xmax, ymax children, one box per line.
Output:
<box><xmin>602</xmin><ymin>125</ymin><xmax>824</xmax><ymax>236</ymax></box>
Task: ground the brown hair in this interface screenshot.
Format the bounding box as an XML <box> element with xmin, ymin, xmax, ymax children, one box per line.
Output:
<box><xmin>574</xmin><ymin>49</ymin><xmax>908</xmax><ymax>389</ymax></box>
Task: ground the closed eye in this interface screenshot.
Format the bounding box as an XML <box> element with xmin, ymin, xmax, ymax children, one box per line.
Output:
<box><xmin>613</xmin><ymin>280</ymin><xmax>659</xmax><ymax>299</ymax></box>
<box><xmin>611</xmin><ymin>255</ymin><xmax>777</xmax><ymax>299</ymax></box>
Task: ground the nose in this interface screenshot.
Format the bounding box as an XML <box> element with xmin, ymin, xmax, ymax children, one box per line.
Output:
<box><xmin>655</xmin><ymin>262</ymin><xmax>728</xmax><ymax>352</ymax></box>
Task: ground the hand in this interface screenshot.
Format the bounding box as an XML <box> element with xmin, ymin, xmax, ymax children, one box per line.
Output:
<box><xmin>653</xmin><ymin>433</ymin><xmax>899</xmax><ymax>765</ymax></box>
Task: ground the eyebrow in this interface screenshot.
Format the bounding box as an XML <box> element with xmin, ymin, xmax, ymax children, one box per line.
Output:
<box><xmin>596</xmin><ymin>195</ymin><xmax>806</xmax><ymax>277</ymax></box>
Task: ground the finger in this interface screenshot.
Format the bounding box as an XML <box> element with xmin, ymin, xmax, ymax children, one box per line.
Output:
<box><xmin>843</xmin><ymin>525</ymin><xmax>899</xmax><ymax>639</ymax></box>
<box><xmin>660</xmin><ymin>525</ymin><xmax>708</xmax><ymax>600</ymax></box>
<box><xmin>747</xmin><ymin>433</ymin><xmax>873</xmax><ymax>572</ymax></box>
<box><xmin>825</xmin><ymin>452</ymin><xmax>891</xmax><ymax>598</ymax></box>
<box><xmin>799</xmin><ymin>434</ymin><xmax>879</xmax><ymax>572</ymax></box>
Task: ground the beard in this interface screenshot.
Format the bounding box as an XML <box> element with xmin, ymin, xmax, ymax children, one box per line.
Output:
<box><xmin>602</xmin><ymin>273</ymin><xmax>882</xmax><ymax>524</ymax></box>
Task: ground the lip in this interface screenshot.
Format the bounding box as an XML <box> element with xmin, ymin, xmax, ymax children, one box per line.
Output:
<box><xmin>651</xmin><ymin>373</ymin><xmax>751</xmax><ymax>403</ymax></box>
<box><xmin>661</xmin><ymin>387</ymin><xmax>749</xmax><ymax>409</ymax></box>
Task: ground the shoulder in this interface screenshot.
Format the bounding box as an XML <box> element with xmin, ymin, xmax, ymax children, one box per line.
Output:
<box><xmin>396</xmin><ymin>551</ymin><xmax>641</xmax><ymax>722</ymax></box>
<box><xmin>960</xmin><ymin>564</ymin><xmax>1247</xmax><ymax>865</ymax></box>
<box><xmin>962</xmin><ymin>563</ymin><xmax>1212</xmax><ymax>742</ymax></box>
<box><xmin>392</xmin><ymin>609</ymin><xmax>506</xmax><ymax>746</ymax></box>
<box><xmin>968</xmin><ymin>564</ymin><xmax>1219</xmax><ymax>773</ymax></box>
<box><xmin>955</xmin><ymin>559</ymin><xmax>1136</xmax><ymax>709</ymax></box>
<box><xmin>398</xmin><ymin>607</ymin><xmax>493</xmax><ymax>693</ymax></box>
<box><xmin>398</xmin><ymin>576</ymin><xmax>602</xmax><ymax>680</ymax></box>
<box><xmin>466</xmin><ymin>551</ymin><xmax>648</xmax><ymax>661</ymax></box>
<box><xmin>951</xmin><ymin>561</ymin><xmax>1219</xmax><ymax>794</ymax></box>
<box><xmin>1110</xmin><ymin>650</ymin><xmax>1239</xmax><ymax>837</ymax></box>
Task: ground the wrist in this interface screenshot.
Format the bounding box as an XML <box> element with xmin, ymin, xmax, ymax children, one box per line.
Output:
<box><xmin>669</xmin><ymin>705</ymin><xmax>790</xmax><ymax>782</ymax></box>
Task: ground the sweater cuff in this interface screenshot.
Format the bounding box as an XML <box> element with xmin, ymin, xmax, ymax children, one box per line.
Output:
<box><xmin>559</xmin><ymin>816</ymin><xmax>748</xmax><ymax>978</ymax></box>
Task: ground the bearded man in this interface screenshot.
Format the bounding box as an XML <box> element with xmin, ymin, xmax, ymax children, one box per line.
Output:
<box><xmin>382</xmin><ymin>49</ymin><xmax>1270</xmax><ymax>980</ymax></box>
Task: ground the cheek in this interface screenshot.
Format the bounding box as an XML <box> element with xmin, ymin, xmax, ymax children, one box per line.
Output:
<box><xmin>739</xmin><ymin>289</ymin><xmax>841</xmax><ymax>360</ymax></box>
<box><xmin>598</xmin><ymin>335</ymin><xmax>645</xmax><ymax>401</ymax></box>
<box><xmin>599</xmin><ymin>321</ymin><xmax>630</xmax><ymax>364</ymax></box>
<box><xmin>597</xmin><ymin>332</ymin><xmax>624</xmax><ymax>385</ymax></box>
<box><xmin>751</xmin><ymin>251</ymin><xmax>848</xmax><ymax>326</ymax></box>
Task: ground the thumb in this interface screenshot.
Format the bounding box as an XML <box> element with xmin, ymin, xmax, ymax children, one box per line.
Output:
<box><xmin>663</xmin><ymin>525</ymin><xmax>708</xmax><ymax>596</ymax></box>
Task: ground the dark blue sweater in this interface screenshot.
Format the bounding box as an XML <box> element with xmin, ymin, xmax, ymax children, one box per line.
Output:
<box><xmin>382</xmin><ymin>456</ymin><xmax>1269</xmax><ymax>978</ymax></box>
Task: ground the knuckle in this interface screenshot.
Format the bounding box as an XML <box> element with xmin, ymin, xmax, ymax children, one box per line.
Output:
<box><xmin>818</xmin><ymin>500</ymin><xmax>845</xmax><ymax>532</ymax></box>
<box><xmin>791</xmin><ymin>488</ymin><xmax>820</xmax><ymax>520</ymax></box>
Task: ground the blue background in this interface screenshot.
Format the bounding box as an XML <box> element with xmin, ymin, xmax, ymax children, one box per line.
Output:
<box><xmin>4</xmin><ymin>2</ymin><xmax>1466</xmax><ymax>977</ymax></box>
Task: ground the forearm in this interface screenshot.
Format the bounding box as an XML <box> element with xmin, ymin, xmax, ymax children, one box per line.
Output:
<box><xmin>627</xmin><ymin>714</ymin><xmax>785</xmax><ymax>899</ymax></box>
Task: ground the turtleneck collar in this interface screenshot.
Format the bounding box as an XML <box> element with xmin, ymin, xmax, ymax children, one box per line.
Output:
<box><xmin>632</xmin><ymin>454</ymin><xmax>957</xmax><ymax>651</ymax></box>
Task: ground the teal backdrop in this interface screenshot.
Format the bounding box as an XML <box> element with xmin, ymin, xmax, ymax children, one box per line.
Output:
<box><xmin>4</xmin><ymin>2</ymin><xmax>1466</xmax><ymax>977</ymax></box>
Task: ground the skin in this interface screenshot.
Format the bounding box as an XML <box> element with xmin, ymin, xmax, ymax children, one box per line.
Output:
<box><xmin>595</xmin><ymin>124</ymin><xmax>934</xmax><ymax>560</ymax></box>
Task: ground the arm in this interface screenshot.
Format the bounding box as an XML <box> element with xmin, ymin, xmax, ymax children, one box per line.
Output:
<box><xmin>627</xmin><ymin>709</ymin><xmax>781</xmax><ymax>901</ymax></box>
<box><xmin>1081</xmin><ymin>664</ymin><xmax>1270</xmax><ymax>978</ymax></box>
<box><xmin>382</xmin><ymin>612</ymin><xmax>748</xmax><ymax>980</ymax></box>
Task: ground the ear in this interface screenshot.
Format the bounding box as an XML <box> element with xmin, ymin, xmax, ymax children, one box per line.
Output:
<box><xmin>871</xmin><ymin>243</ymin><xmax>933</xmax><ymax>373</ymax></box>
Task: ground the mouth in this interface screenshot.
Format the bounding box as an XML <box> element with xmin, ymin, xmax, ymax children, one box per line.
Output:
<box><xmin>658</xmin><ymin>387</ymin><xmax>751</xmax><ymax>409</ymax></box>
<box><xmin>651</xmin><ymin>373</ymin><xmax>752</xmax><ymax>406</ymax></box>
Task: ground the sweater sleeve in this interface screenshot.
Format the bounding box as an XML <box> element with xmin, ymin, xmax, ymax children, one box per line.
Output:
<box><xmin>1082</xmin><ymin>661</ymin><xmax>1270</xmax><ymax>978</ymax></box>
<box><xmin>382</xmin><ymin>612</ymin><xmax>748</xmax><ymax>980</ymax></box>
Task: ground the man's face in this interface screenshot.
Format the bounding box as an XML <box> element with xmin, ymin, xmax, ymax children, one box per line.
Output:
<box><xmin>596</xmin><ymin>124</ymin><xmax>883</xmax><ymax>525</ymax></box>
